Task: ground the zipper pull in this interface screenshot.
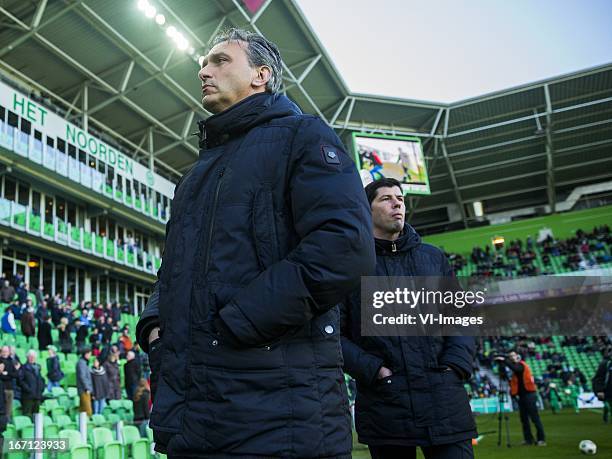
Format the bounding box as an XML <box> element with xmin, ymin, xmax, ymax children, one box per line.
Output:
<box><xmin>218</xmin><ymin>168</ymin><xmax>225</xmax><ymax>178</ymax></box>
<box><xmin>392</xmin><ymin>242</ymin><xmax>397</xmax><ymax>252</ymax></box>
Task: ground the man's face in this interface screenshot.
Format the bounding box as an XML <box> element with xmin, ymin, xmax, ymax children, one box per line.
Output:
<box><xmin>198</xmin><ymin>40</ymin><xmax>261</xmax><ymax>114</ymax></box>
<box><xmin>371</xmin><ymin>186</ymin><xmax>405</xmax><ymax>235</ymax></box>
<box><xmin>0</xmin><ymin>346</ymin><xmax>8</xmax><ymax>358</ymax></box>
<box><xmin>508</xmin><ymin>352</ymin><xmax>520</xmax><ymax>363</ymax></box>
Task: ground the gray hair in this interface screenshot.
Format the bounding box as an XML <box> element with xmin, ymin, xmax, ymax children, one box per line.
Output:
<box><xmin>210</xmin><ymin>28</ymin><xmax>283</xmax><ymax>93</ymax></box>
<box><xmin>27</xmin><ymin>349</ymin><xmax>37</xmax><ymax>359</ymax></box>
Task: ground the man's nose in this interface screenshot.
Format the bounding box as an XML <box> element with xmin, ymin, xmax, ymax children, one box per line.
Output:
<box><xmin>198</xmin><ymin>66</ymin><xmax>211</xmax><ymax>82</ymax></box>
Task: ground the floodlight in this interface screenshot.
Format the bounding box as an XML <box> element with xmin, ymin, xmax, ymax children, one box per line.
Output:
<box><xmin>145</xmin><ymin>5</ymin><xmax>156</xmax><ymax>18</ymax></box>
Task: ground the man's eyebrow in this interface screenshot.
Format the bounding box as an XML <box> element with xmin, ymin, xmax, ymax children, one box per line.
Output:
<box><xmin>201</xmin><ymin>52</ymin><xmax>230</xmax><ymax>67</ymax></box>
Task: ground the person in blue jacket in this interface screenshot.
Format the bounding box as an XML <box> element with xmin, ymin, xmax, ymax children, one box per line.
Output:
<box><xmin>136</xmin><ymin>28</ymin><xmax>375</xmax><ymax>458</ymax></box>
<box><xmin>340</xmin><ymin>177</ymin><xmax>477</xmax><ymax>459</ymax></box>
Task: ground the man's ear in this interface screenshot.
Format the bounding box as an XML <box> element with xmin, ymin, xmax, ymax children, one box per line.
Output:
<box><xmin>252</xmin><ymin>65</ymin><xmax>272</xmax><ymax>90</ymax></box>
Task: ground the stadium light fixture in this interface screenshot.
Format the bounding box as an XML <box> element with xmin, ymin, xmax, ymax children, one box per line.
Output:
<box><xmin>136</xmin><ymin>0</ymin><xmax>201</xmax><ymax>64</ymax></box>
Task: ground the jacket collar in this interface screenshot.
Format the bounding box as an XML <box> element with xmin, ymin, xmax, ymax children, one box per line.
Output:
<box><xmin>197</xmin><ymin>92</ymin><xmax>301</xmax><ymax>150</ymax></box>
<box><xmin>374</xmin><ymin>223</ymin><xmax>421</xmax><ymax>255</ymax></box>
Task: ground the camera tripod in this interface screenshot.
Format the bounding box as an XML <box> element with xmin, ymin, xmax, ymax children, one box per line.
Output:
<box><xmin>496</xmin><ymin>365</ymin><xmax>512</xmax><ymax>448</ymax></box>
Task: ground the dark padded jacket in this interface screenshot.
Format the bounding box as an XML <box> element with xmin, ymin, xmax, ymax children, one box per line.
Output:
<box><xmin>136</xmin><ymin>92</ymin><xmax>376</xmax><ymax>458</ymax></box>
<box><xmin>340</xmin><ymin>224</ymin><xmax>477</xmax><ymax>447</ymax></box>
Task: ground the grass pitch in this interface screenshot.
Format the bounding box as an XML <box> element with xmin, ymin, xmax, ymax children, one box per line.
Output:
<box><xmin>352</xmin><ymin>408</ymin><xmax>611</xmax><ymax>458</ymax></box>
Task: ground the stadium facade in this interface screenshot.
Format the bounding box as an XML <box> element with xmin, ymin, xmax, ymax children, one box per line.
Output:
<box><xmin>0</xmin><ymin>0</ymin><xmax>611</xmax><ymax>314</ymax></box>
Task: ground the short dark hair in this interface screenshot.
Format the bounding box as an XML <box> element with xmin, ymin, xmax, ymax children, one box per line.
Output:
<box><xmin>365</xmin><ymin>178</ymin><xmax>403</xmax><ymax>206</ymax></box>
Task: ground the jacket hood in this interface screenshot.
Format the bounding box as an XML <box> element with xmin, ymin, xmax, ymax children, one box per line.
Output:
<box><xmin>197</xmin><ymin>92</ymin><xmax>302</xmax><ymax>150</ymax></box>
<box><xmin>374</xmin><ymin>223</ymin><xmax>421</xmax><ymax>255</ymax></box>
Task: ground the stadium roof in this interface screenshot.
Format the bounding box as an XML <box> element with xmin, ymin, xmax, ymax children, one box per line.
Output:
<box><xmin>1</xmin><ymin>0</ymin><xmax>611</xmax><ymax>233</ymax></box>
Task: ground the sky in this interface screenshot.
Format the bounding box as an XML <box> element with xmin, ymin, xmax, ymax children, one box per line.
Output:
<box><xmin>294</xmin><ymin>0</ymin><xmax>612</xmax><ymax>103</ymax></box>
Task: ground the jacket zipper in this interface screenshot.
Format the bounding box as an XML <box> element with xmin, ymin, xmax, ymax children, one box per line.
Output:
<box><xmin>391</xmin><ymin>242</ymin><xmax>397</xmax><ymax>252</ymax></box>
<box><xmin>203</xmin><ymin>167</ymin><xmax>225</xmax><ymax>274</ymax></box>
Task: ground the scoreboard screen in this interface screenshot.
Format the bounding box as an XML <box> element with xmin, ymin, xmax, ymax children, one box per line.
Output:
<box><xmin>352</xmin><ymin>133</ymin><xmax>430</xmax><ymax>195</ymax></box>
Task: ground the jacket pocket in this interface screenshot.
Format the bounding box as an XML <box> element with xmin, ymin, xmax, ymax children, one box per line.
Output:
<box><xmin>252</xmin><ymin>187</ymin><xmax>280</xmax><ymax>270</ymax></box>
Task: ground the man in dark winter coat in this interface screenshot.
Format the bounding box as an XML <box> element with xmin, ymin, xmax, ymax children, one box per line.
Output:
<box><xmin>18</xmin><ymin>350</ymin><xmax>45</xmax><ymax>417</ymax></box>
<box><xmin>136</xmin><ymin>28</ymin><xmax>375</xmax><ymax>458</ymax></box>
<box><xmin>340</xmin><ymin>178</ymin><xmax>477</xmax><ymax>459</ymax></box>
<box><xmin>37</xmin><ymin>317</ymin><xmax>53</xmax><ymax>351</ymax></box>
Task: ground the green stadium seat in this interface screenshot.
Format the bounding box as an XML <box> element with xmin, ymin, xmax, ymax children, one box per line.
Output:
<box><xmin>52</xmin><ymin>386</ymin><xmax>66</xmax><ymax>397</ymax></box>
<box><xmin>121</xmin><ymin>425</ymin><xmax>149</xmax><ymax>459</ymax></box>
<box><xmin>44</xmin><ymin>220</ymin><xmax>55</xmax><ymax>238</ymax></box>
<box><xmin>108</xmin><ymin>400</ymin><xmax>122</xmax><ymax>411</ymax></box>
<box><xmin>57</xmin><ymin>429</ymin><xmax>92</xmax><ymax>459</ymax></box>
<box><xmin>106</xmin><ymin>413</ymin><xmax>120</xmax><ymax>426</ymax></box>
<box><xmin>13</xmin><ymin>415</ymin><xmax>32</xmax><ymax>433</ymax></box>
<box><xmin>55</xmin><ymin>414</ymin><xmax>78</xmax><ymax>431</ymax></box>
<box><xmin>92</xmin><ymin>427</ymin><xmax>123</xmax><ymax>459</ymax></box>
<box><xmin>44</xmin><ymin>398</ymin><xmax>60</xmax><ymax>413</ymax></box>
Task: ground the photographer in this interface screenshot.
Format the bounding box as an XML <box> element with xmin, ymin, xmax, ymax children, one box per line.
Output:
<box><xmin>495</xmin><ymin>350</ymin><xmax>546</xmax><ymax>446</ymax></box>
<box><xmin>592</xmin><ymin>346</ymin><xmax>612</xmax><ymax>423</ymax></box>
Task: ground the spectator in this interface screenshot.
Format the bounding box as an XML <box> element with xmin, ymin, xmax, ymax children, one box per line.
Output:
<box><xmin>0</xmin><ymin>280</ymin><xmax>14</xmax><ymax>304</ymax></box>
<box><xmin>58</xmin><ymin>317</ymin><xmax>73</xmax><ymax>357</ymax></box>
<box><xmin>46</xmin><ymin>346</ymin><xmax>64</xmax><ymax>392</ymax></box>
<box><xmin>75</xmin><ymin>319</ymin><xmax>88</xmax><ymax>352</ymax></box>
<box><xmin>101</xmin><ymin>317</ymin><xmax>116</xmax><ymax>344</ymax></box>
<box><xmin>103</xmin><ymin>348</ymin><xmax>121</xmax><ymax>400</ymax></box>
<box><xmin>0</xmin><ymin>346</ymin><xmax>17</xmax><ymax>421</ymax></box>
<box><xmin>119</xmin><ymin>329</ymin><xmax>133</xmax><ymax>356</ymax></box>
<box><xmin>34</xmin><ymin>285</ymin><xmax>45</xmax><ymax>307</ymax></box>
<box><xmin>37</xmin><ymin>316</ymin><xmax>53</xmax><ymax>351</ymax></box>
<box><xmin>124</xmin><ymin>350</ymin><xmax>140</xmax><ymax>401</ymax></box>
<box><xmin>133</xmin><ymin>378</ymin><xmax>151</xmax><ymax>436</ymax></box>
<box><xmin>18</xmin><ymin>350</ymin><xmax>45</xmax><ymax>418</ymax></box>
<box><xmin>20</xmin><ymin>307</ymin><xmax>36</xmax><ymax>343</ymax></box>
<box><xmin>1</xmin><ymin>307</ymin><xmax>16</xmax><ymax>335</ymax></box>
<box><xmin>15</xmin><ymin>282</ymin><xmax>28</xmax><ymax>306</ymax></box>
<box><xmin>76</xmin><ymin>348</ymin><xmax>93</xmax><ymax>417</ymax></box>
<box><xmin>91</xmin><ymin>357</ymin><xmax>110</xmax><ymax>415</ymax></box>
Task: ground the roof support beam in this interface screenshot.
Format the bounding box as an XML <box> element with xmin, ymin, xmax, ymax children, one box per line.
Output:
<box><xmin>0</xmin><ymin>1</ymin><xmax>82</xmax><ymax>58</ymax></box>
<box><xmin>544</xmin><ymin>84</ymin><xmax>556</xmax><ymax>213</ymax></box>
<box><xmin>31</xmin><ymin>0</ymin><xmax>48</xmax><ymax>28</ymax></box>
<box><xmin>82</xmin><ymin>83</ymin><xmax>88</xmax><ymax>131</ymax></box>
<box><xmin>440</xmin><ymin>141</ymin><xmax>468</xmax><ymax>228</ymax></box>
<box><xmin>330</xmin><ymin>97</ymin><xmax>349</xmax><ymax>125</ymax></box>
<box><xmin>31</xmin><ymin>32</ymin><xmax>199</xmax><ymax>159</ymax></box>
<box><xmin>231</xmin><ymin>0</ymin><xmax>329</xmax><ymax>122</ymax></box>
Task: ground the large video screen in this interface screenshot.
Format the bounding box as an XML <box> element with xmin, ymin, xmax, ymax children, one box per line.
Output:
<box><xmin>352</xmin><ymin>133</ymin><xmax>430</xmax><ymax>195</ymax></box>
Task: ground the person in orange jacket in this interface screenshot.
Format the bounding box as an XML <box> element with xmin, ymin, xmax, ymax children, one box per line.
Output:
<box><xmin>496</xmin><ymin>350</ymin><xmax>546</xmax><ymax>446</ymax></box>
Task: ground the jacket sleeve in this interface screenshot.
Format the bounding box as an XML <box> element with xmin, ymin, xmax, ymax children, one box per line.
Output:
<box><xmin>219</xmin><ymin>116</ymin><xmax>376</xmax><ymax>346</ymax></box>
<box><xmin>340</xmin><ymin>294</ymin><xmax>384</xmax><ymax>385</ymax></box>
<box><xmin>438</xmin><ymin>251</ymin><xmax>476</xmax><ymax>378</ymax></box>
<box><xmin>136</xmin><ymin>282</ymin><xmax>159</xmax><ymax>353</ymax></box>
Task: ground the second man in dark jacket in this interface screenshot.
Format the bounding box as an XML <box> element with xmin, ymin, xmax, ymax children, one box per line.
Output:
<box><xmin>341</xmin><ymin>178</ymin><xmax>477</xmax><ymax>459</ymax></box>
